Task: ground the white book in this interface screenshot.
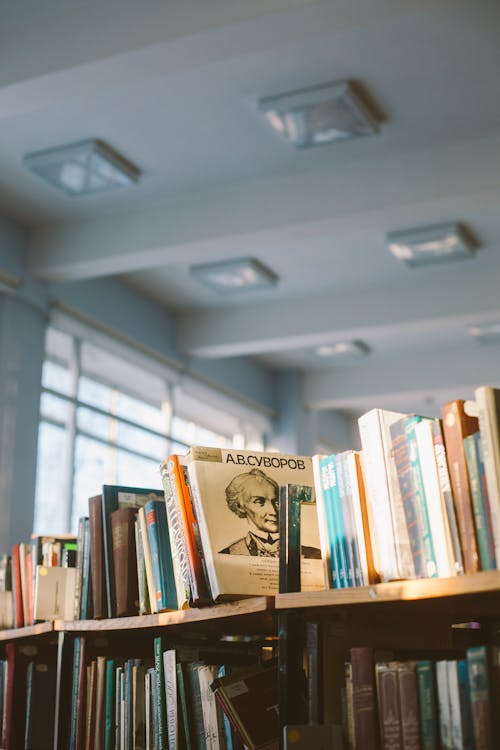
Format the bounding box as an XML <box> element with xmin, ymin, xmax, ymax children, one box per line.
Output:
<box><xmin>446</xmin><ymin>661</ymin><xmax>464</xmax><ymax>750</ymax></box>
<box><xmin>137</xmin><ymin>507</ymin><xmax>158</xmax><ymax>614</ymax></box>
<box><xmin>34</xmin><ymin>565</ymin><xmax>76</xmax><ymax>621</ymax></box>
<box><xmin>163</xmin><ymin>649</ymin><xmax>178</xmax><ymax>750</ymax></box>
<box><xmin>160</xmin><ymin>461</ymin><xmax>190</xmax><ymax>610</ymax></box>
<box><xmin>345</xmin><ymin>451</ymin><xmax>372</xmax><ymax>586</ymax></box>
<box><xmin>312</xmin><ymin>454</ymin><xmax>332</xmax><ymax>588</ymax></box>
<box><xmin>414</xmin><ymin>419</ymin><xmax>456</xmax><ymax>578</ymax></box>
<box><xmin>196</xmin><ymin>664</ymin><xmax>220</xmax><ymax>750</ymax></box>
<box><xmin>436</xmin><ymin>660</ymin><xmax>453</xmax><ymax>750</ymax></box>
<box><xmin>358</xmin><ymin>408</ymin><xmax>415</xmax><ymax>581</ymax></box>
<box><xmin>474</xmin><ymin>386</ymin><xmax>500</xmax><ymax>562</ymax></box>
<box><xmin>185</xmin><ymin>447</ymin><xmax>323</xmax><ymax>600</ymax></box>
<box><xmin>0</xmin><ymin>592</ymin><xmax>13</xmax><ymax>630</ymax></box>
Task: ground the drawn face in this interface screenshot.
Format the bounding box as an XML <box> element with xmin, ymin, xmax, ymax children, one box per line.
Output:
<box><xmin>238</xmin><ymin>477</ymin><xmax>279</xmax><ymax>533</ymax></box>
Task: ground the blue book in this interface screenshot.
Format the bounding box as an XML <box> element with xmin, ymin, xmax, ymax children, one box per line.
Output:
<box><xmin>319</xmin><ymin>457</ymin><xmax>341</xmax><ymax>588</ymax></box>
<box><xmin>145</xmin><ymin>500</ymin><xmax>177</xmax><ymax>611</ymax></box>
<box><xmin>324</xmin><ymin>455</ymin><xmax>349</xmax><ymax>588</ymax></box>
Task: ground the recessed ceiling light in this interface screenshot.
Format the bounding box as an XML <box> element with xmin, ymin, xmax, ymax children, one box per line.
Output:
<box><xmin>467</xmin><ymin>322</ymin><xmax>500</xmax><ymax>344</ymax></box>
<box><xmin>315</xmin><ymin>340</ymin><xmax>370</xmax><ymax>358</ymax></box>
<box><xmin>258</xmin><ymin>80</ymin><xmax>379</xmax><ymax>149</ymax></box>
<box><xmin>190</xmin><ymin>257</ymin><xmax>278</xmax><ymax>294</ymax></box>
<box><xmin>23</xmin><ymin>139</ymin><xmax>141</xmax><ymax>196</ymax></box>
<box><xmin>387</xmin><ymin>222</ymin><xmax>475</xmax><ymax>267</ymax></box>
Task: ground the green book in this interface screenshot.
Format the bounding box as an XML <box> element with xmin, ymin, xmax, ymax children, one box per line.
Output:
<box><xmin>104</xmin><ymin>659</ymin><xmax>116</xmax><ymax>750</ymax></box>
<box><xmin>416</xmin><ymin>660</ymin><xmax>438</xmax><ymax>750</ymax></box>
<box><xmin>464</xmin><ymin>432</ymin><xmax>496</xmax><ymax>570</ymax></box>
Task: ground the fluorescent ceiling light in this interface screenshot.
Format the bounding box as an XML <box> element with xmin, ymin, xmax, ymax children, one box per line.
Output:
<box><xmin>315</xmin><ymin>340</ymin><xmax>370</xmax><ymax>358</ymax></box>
<box><xmin>387</xmin><ymin>222</ymin><xmax>475</xmax><ymax>267</ymax></box>
<box><xmin>23</xmin><ymin>139</ymin><xmax>141</xmax><ymax>196</ymax></box>
<box><xmin>467</xmin><ymin>322</ymin><xmax>500</xmax><ymax>344</ymax></box>
<box><xmin>258</xmin><ymin>80</ymin><xmax>379</xmax><ymax>149</ymax></box>
<box><xmin>190</xmin><ymin>257</ymin><xmax>278</xmax><ymax>293</ymax></box>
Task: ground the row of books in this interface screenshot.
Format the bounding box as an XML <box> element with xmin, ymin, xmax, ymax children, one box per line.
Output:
<box><xmin>345</xmin><ymin>645</ymin><xmax>497</xmax><ymax>749</ymax></box>
<box><xmin>66</xmin><ymin>635</ymin><xmax>278</xmax><ymax>750</ymax></box>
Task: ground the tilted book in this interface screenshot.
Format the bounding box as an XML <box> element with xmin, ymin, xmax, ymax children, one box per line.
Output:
<box><xmin>185</xmin><ymin>447</ymin><xmax>323</xmax><ymax>600</ymax></box>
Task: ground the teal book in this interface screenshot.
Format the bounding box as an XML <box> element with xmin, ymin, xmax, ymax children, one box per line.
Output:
<box><xmin>319</xmin><ymin>456</ymin><xmax>341</xmax><ymax>588</ymax></box>
<box><xmin>278</xmin><ymin>484</ymin><xmax>302</xmax><ymax>594</ymax></box>
<box><xmin>457</xmin><ymin>659</ymin><xmax>474</xmax><ymax>750</ymax></box>
<box><xmin>145</xmin><ymin>500</ymin><xmax>178</xmax><ymax>611</ymax></box>
<box><xmin>323</xmin><ymin>455</ymin><xmax>348</xmax><ymax>588</ymax></box>
<box><xmin>69</xmin><ymin>637</ymin><xmax>82</xmax><ymax>750</ymax></box>
<box><xmin>464</xmin><ymin>432</ymin><xmax>496</xmax><ymax>570</ymax></box>
<box><xmin>404</xmin><ymin>416</ymin><xmax>438</xmax><ymax>577</ymax></box>
<box><xmin>104</xmin><ymin>659</ymin><xmax>116</xmax><ymax>750</ymax></box>
<box><xmin>154</xmin><ymin>637</ymin><xmax>167</xmax><ymax>750</ymax></box>
<box><xmin>466</xmin><ymin>645</ymin><xmax>493</xmax><ymax>749</ymax></box>
<box><xmin>416</xmin><ymin>660</ymin><xmax>438</xmax><ymax>750</ymax></box>
<box><xmin>79</xmin><ymin>518</ymin><xmax>92</xmax><ymax>619</ymax></box>
<box><xmin>187</xmin><ymin>663</ymin><xmax>208</xmax><ymax>750</ymax></box>
<box><xmin>176</xmin><ymin>662</ymin><xmax>193</xmax><ymax>750</ymax></box>
<box><xmin>336</xmin><ymin>452</ymin><xmax>364</xmax><ymax>586</ymax></box>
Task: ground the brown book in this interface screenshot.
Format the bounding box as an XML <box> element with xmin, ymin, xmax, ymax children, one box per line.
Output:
<box><xmin>111</xmin><ymin>507</ymin><xmax>140</xmax><ymax>617</ymax></box>
<box><xmin>350</xmin><ymin>647</ymin><xmax>379</xmax><ymax>750</ymax></box>
<box><xmin>94</xmin><ymin>656</ymin><xmax>107</xmax><ymax>750</ymax></box>
<box><xmin>85</xmin><ymin>660</ymin><xmax>97</xmax><ymax>750</ymax></box>
<box><xmin>376</xmin><ymin>662</ymin><xmax>403</xmax><ymax>750</ymax></box>
<box><xmin>397</xmin><ymin>662</ymin><xmax>420</xmax><ymax>750</ymax></box>
<box><xmin>89</xmin><ymin>495</ymin><xmax>107</xmax><ymax>619</ymax></box>
<box><xmin>441</xmin><ymin>400</ymin><xmax>480</xmax><ymax>573</ymax></box>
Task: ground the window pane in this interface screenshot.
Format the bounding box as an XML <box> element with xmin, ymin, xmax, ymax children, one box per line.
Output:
<box><xmin>33</xmin><ymin>421</ymin><xmax>70</xmax><ymax>535</ymax></box>
<box><xmin>72</xmin><ymin>434</ymin><xmax>115</xmax><ymax>530</ymax></box>
<box><xmin>78</xmin><ymin>376</ymin><xmax>112</xmax><ymax>411</ymax></box>
<box><xmin>115</xmin><ymin>392</ymin><xmax>166</xmax><ymax>434</ymax></box>
<box><xmin>42</xmin><ymin>360</ymin><xmax>73</xmax><ymax>396</ymax></box>
<box><xmin>171</xmin><ymin>415</ymin><xmax>230</xmax><ymax>449</ymax></box>
<box><xmin>116</xmin><ymin>449</ymin><xmax>162</xmax><ymax>490</ymax></box>
<box><xmin>116</xmin><ymin>421</ymin><xmax>166</xmax><ymax>458</ymax></box>
<box><xmin>40</xmin><ymin>392</ymin><xmax>72</xmax><ymax>425</ymax></box>
<box><xmin>77</xmin><ymin>406</ymin><xmax>112</xmax><ymax>441</ymax></box>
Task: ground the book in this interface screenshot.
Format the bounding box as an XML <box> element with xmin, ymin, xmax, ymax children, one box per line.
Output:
<box><xmin>110</xmin><ymin>507</ymin><xmax>140</xmax><ymax>617</ymax></box>
<box><xmin>211</xmin><ymin>665</ymin><xmax>280</xmax><ymax>750</ymax></box>
<box><xmin>431</xmin><ymin>420</ymin><xmax>464</xmax><ymax>575</ymax></box>
<box><xmin>416</xmin><ymin>660</ymin><xmax>438</xmax><ymax>750</ymax></box>
<box><xmin>89</xmin><ymin>495</ymin><xmax>107</xmax><ymax>620</ymax></box>
<box><xmin>23</xmin><ymin>659</ymin><xmax>57</xmax><ymax>750</ymax></box>
<box><xmin>185</xmin><ymin>447</ymin><xmax>322</xmax><ymax>600</ymax></box>
<box><xmin>283</xmin><ymin>724</ymin><xmax>342</xmax><ymax>749</ymax></box>
<box><xmin>397</xmin><ymin>661</ymin><xmax>420</xmax><ymax>750</ymax></box>
<box><xmin>375</xmin><ymin>661</ymin><xmax>403</xmax><ymax>749</ymax></box>
<box><xmin>278</xmin><ymin>484</ymin><xmax>302</xmax><ymax>594</ymax></box>
<box><xmin>316</xmin><ymin>455</ymin><xmax>343</xmax><ymax>588</ymax></box>
<box><xmin>350</xmin><ymin>647</ymin><xmax>378</xmax><ymax>750</ymax></box>
<box><xmin>312</xmin><ymin>454</ymin><xmax>336</xmax><ymax>588</ymax></box>
<box><xmin>33</xmin><ymin>565</ymin><xmax>76</xmax><ymax>621</ymax></box>
<box><xmin>358</xmin><ymin>408</ymin><xmax>415</xmax><ymax>582</ymax></box>
<box><xmin>11</xmin><ymin>543</ymin><xmax>24</xmax><ymax>628</ymax></box>
<box><xmin>159</xmin><ymin>461</ymin><xmax>191</xmax><ymax>610</ymax></box>
<box><xmin>101</xmin><ymin>485</ymin><xmax>164</xmax><ymax>618</ymax></box>
<box><xmin>137</xmin><ymin>507</ymin><xmax>158</xmax><ymax>615</ymax></box>
<box><xmin>466</xmin><ymin>645</ymin><xmax>493</xmax><ymax>750</ymax></box>
<box><xmin>441</xmin><ymin>400</ymin><xmax>480</xmax><ymax>573</ymax></box>
<box><xmin>0</xmin><ymin>592</ymin><xmax>13</xmax><ymax>630</ymax></box>
<box><xmin>435</xmin><ymin>660</ymin><xmax>452</xmax><ymax>750</ymax></box>
<box><xmin>464</xmin><ymin>432</ymin><xmax>496</xmax><ymax>570</ymax></box>
<box><xmin>414</xmin><ymin>419</ymin><xmax>456</xmax><ymax>577</ymax></box>
<box><xmin>144</xmin><ymin>499</ymin><xmax>178</xmax><ymax>611</ymax></box>
<box><xmin>474</xmin><ymin>386</ymin><xmax>500</xmax><ymax>564</ymax></box>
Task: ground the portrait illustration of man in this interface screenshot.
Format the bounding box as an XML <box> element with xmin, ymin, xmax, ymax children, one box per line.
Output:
<box><xmin>219</xmin><ymin>467</ymin><xmax>321</xmax><ymax>559</ymax></box>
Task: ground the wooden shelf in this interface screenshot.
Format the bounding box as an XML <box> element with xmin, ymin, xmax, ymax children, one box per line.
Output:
<box><xmin>54</xmin><ymin>596</ymin><xmax>275</xmax><ymax>633</ymax></box>
<box><xmin>276</xmin><ymin>571</ymin><xmax>500</xmax><ymax>613</ymax></box>
<box><xmin>0</xmin><ymin>621</ymin><xmax>53</xmax><ymax>642</ymax></box>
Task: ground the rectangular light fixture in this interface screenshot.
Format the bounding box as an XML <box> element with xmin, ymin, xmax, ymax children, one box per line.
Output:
<box><xmin>23</xmin><ymin>139</ymin><xmax>141</xmax><ymax>196</ymax></box>
<box><xmin>467</xmin><ymin>322</ymin><xmax>500</xmax><ymax>344</ymax></box>
<box><xmin>258</xmin><ymin>80</ymin><xmax>379</xmax><ymax>149</ymax></box>
<box><xmin>387</xmin><ymin>222</ymin><xmax>475</xmax><ymax>267</ymax></box>
<box><xmin>315</xmin><ymin>340</ymin><xmax>370</xmax><ymax>358</ymax></box>
<box><xmin>190</xmin><ymin>257</ymin><xmax>278</xmax><ymax>294</ymax></box>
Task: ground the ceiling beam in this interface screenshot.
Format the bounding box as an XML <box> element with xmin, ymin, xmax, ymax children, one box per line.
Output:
<box><xmin>29</xmin><ymin>133</ymin><xmax>500</xmax><ymax>282</ymax></box>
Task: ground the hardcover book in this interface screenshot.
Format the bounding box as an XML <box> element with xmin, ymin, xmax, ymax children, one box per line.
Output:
<box><xmin>33</xmin><ymin>565</ymin><xmax>76</xmax><ymax>621</ymax></box>
<box><xmin>110</xmin><ymin>507</ymin><xmax>140</xmax><ymax>617</ymax></box>
<box><xmin>474</xmin><ymin>386</ymin><xmax>500</xmax><ymax>565</ymax></box>
<box><xmin>185</xmin><ymin>447</ymin><xmax>322</xmax><ymax>600</ymax></box>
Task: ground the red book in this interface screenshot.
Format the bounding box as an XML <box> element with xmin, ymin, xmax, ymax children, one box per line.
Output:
<box><xmin>350</xmin><ymin>647</ymin><xmax>379</xmax><ymax>750</ymax></box>
<box><xmin>11</xmin><ymin>544</ymin><xmax>23</xmax><ymax>628</ymax></box>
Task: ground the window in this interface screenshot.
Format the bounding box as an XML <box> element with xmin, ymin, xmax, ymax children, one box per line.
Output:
<box><xmin>34</xmin><ymin>325</ymin><xmax>263</xmax><ymax>534</ymax></box>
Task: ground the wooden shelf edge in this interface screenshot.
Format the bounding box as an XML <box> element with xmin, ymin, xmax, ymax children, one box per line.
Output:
<box><xmin>0</xmin><ymin>621</ymin><xmax>54</xmax><ymax>641</ymax></box>
<box><xmin>54</xmin><ymin>596</ymin><xmax>275</xmax><ymax>632</ymax></box>
<box><xmin>275</xmin><ymin>571</ymin><xmax>500</xmax><ymax>610</ymax></box>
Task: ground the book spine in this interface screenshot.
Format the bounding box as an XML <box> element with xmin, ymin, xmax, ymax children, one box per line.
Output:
<box><xmin>446</xmin><ymin>660</ymin><xmax>464</xmax><ymax>750</ymax></box>
<box><xmin>163</xmin><ymin>650</ymin><xmax>177</xmax><ymax>750</ymax></box>
<box><xmin>185</xmin><ymin>460</ymin><xmax>220</xmax><ymax>600</ymax></box>
<box><xmin>145</xmin><ymin>501</ymin><xmax>177</xmax><ymax>611</ymax></box>
<box><xmin>326</xmin><ymin>455</ymin><xmax>349</xmax><ymax>588</ymax></box>
<box><xmin>390</xmin><ymin>419</ymin><xmax>427</xmax><ymax>578</ymax></box>
<box><xmin>160</xmin><ymin>461</ymin><xmax>191</xmax><ymax>609</ymax></box>
<box><xmin>69</xmin><ymin>638</ymin><xmax>82</xmax><ymax>750</ymax></box>
<box><xmin>475</xmin><ymin>433</ymin><xmax>497</xmax><ymax>568</ymax></box>
<box><xmin>104</xmin><ymin>659</ymin><xmax>115</xmax><ymax>750</ymax></box>
<box><xmin>350</xmin><ymin>647</ymin><xmax>378</xmax><ymax>750</ymax></box>
<box><xmin>405</xmin><ymin>418</ymin><xmax>438</xmax><ymax>578</ymax></box>
<box><xmin>431</xmin><ymin>420</ymin><xmax>464</xmax><ymax>575</ymax></box>
<box><xmin>464</xmin><ymin>434</ymin><xmax>496</xmax><ymax>570</ymax></box>
<box><xmin>335</xmin><ymin>454</ymin><xmax>357</xmax><ymax>587</ymax></box>
<box><xmin>435</xmin><ymin>660</ymin><xmax>452</xmax><ymax>750</ymax></box>
<box><xmin>74</xmin><ymin>518</ymin><xmax>85</xmax><ymax>620</ymax></box>
<box><xmin>187</xmin><ymin>664</ymin><xmax>206</xmax><ymax>750</ymax></box>
<box><xmin>134</xmin><ymin>519</ymin><xmax>149</xmax><ymax>616</ymax></box>
<box><xmin>441</xmin><ymin>400</ymin><xmax>480</xmax><ymax>573</ymax></box>
<box><xmin>137</xmin><ymin>507</ymin><xmax>157</xmax><ymax>615</ymax></box>
<box><xmin>80</xmin><ymin>518</ymin><xmax>91</xmax><ymax>619</ymax></box>
<box><xmin>312</xmin><ymin>455</ymin><xmax>334</xmax><ymax>589</ymax></box>
<box><xmin>145</xmin><ymin>504</ymin><xmax>166</xmax><ymax>612</ymax></box>
<box><xmin>111</xmin><ymin>508</ymin><xmax>139</xmax><ymax>617</ymax></box>
<box><xmin>278</xmin><ymin>485</ymin><xmax>301</xmax><ymax>594</ymax></box>
<box><xmin>11</xmin><ymin>544</ymin><xmax>24</xmax><ymax>628</ymax></box>
<box><xmin>176</xmin><ymin>663</ymin><xmax>193</xmax><ymax>750</ymax></box>
<box><xmin>89</xmin><ymin>495</ymin><xmax>107</xmax><ymax>619</ymax></box>
<box><xmin>318</xmin><ymin>456</ymin><xmax>340</xmax><ymax>588</ymax></box>
<box><xmin>416</xmin><ymin>661</ymin><xmax>438</xmax><ymax>750</ymax></box>
<box><xmin>178</xmin><ymin>460</ymin><xmax>212</xmax><ymax>602</ymax></box>
<box><xmin>475</xmin><ymin>387</ymin><xmax>500</xmax><ymax>564</ymax></box>
<box><xmin>457</xmin><ymin>659</ymin><xmax>474</xmax><ymax>750</ymax></box>
<box><xmin>376</xmin><ymin>661</ymin><xmax>403</xmax><ymax>750</ymax></box>
<box><xmin>24</xmin><ymin>661</ymin><xmax>34</xmax><ymax>750</ymax></box>
<box><xmin>305</xmin><ymin>622</ymin><xmax>323</xmax><ymax>725</ymax></box>
<box><xmin>466</xmin><ymin>646</ymin><xmax>492</xmax><ymax>750</ymax></box>
<box><xmin>397</xmin><ymin>661</ymin><xmax>420</xmax><ymax>750</ymax></box>
<box><xmin>154</xmin><ymin>637</ymin><xmax>167</xmax><ymax>750</ymax></box>
<box><xmin>338</xmin><ymin>452</ymin><xmax>364</xmax><ymax>586</ymax></box>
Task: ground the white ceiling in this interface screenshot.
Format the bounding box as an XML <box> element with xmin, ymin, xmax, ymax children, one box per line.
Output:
<box><xmin>2</xmin><ymin>0</ymin><xmax>500</xmax><ymax>419</ymax></box>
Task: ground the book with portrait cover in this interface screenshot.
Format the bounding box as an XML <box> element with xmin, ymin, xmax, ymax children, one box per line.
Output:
<box><xmin>185</xmin><ymin>447</ymin><xmax>323</xmax><ymax>600</ymax></box>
